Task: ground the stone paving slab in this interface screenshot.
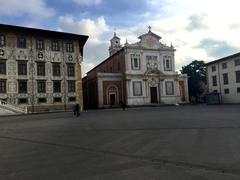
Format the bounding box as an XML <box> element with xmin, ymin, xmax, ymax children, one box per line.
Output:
<box><xmin>1</xmin><ymin>105</ymin><xmax>240</xmax><ymax>179</ymax></box>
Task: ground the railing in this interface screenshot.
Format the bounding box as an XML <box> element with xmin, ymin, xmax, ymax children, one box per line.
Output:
<box><xmin>0</xmin><ymin>100</ymin><xmax>27</xmax><ymax>114</ymax></box>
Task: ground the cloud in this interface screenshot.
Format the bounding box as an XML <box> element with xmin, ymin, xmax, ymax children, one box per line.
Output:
<box><xmin>72</xmin><ymin>0</ymin><xmax>102</xmax><ymax>5</ymax></box>
<box><xmin>58</xmin><ymin>0</ymin><xmax>240</xmax><ymax>75</ymax></box>
<box><xmin>58</xmin><ymin>15</ymin><xmax>110</xmax><ymax>75</ymax></box>
<box><xmin>0</xmin><ymin>0</ymin><xmax>54</xmax><ymax>18</ymax></box>
<box><xmin>197</xmin><ymin>38</ymin><xmax>239</xmax><ymax>58</ymax></box>
<box><xmin>186</xmin><ymin>14</ymin><xmax>208</xmax><ymax>31</ymax></box>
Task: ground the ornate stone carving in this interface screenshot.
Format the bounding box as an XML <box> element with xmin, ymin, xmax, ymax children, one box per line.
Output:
<box><xmin>36</xmin><ymin>51</ymin><xmax>45</xmax><ymax>61</ymax></box>
<box><xmin>0</xmin><ymin>47</ymin><xmax>7</xmax><ymax>59</ymax></box>
<box><xmin>65</xmin><ymin>53</ymin><xmax>76</xmax><ymax>63</ymax></box>
<box><xmin>16</xmin><ymin>49</ymin><xmax>28</xmax><ymax>60</ymax></box>
<box><xmin>50</xmin><ymin>52</ymin><xmax>61</xmax><ymax>62</ymax></box>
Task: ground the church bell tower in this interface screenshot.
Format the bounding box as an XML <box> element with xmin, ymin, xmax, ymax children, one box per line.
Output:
<box><xmin>109</xmin><ymin>32</ymin><xmax>122</xmax><ymax>56</ymax></box>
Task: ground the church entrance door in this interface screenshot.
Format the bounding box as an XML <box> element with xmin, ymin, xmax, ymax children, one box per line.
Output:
<box><xmin>150</xmin><ymin>87</ymin><xmax>158</xmax><ymax>103</ymax></box>
<box><xmin>110</xmin><ymin>94</ymin><xmax>116</xmax><ymax>105</ymax></box>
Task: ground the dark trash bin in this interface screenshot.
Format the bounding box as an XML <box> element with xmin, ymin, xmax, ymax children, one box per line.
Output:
<box><xmin>206</xmin><ymin>92</ymin><xmax>221</xmax><ymax>105</ymax></box>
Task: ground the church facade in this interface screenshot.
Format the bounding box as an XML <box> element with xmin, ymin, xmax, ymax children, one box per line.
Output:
<box><xmin>83</xmin><ymin>28</ymin><xmax>188</xmax><ymax>109</ymax></box>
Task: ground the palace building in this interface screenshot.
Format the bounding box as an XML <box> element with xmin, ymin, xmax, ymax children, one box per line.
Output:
<box><xmin>0</xmin><ymin>24</ymin><xmax>88</xmax><ymax>113</ymax></box>
<box><xmin>83</xmin><ymin>28</ymin><xmax>189</xmax><ymax>109</ymax></box>
<box><xmin>206</xmin><ymin>52</ymin><xmax>240</xmax><ymax>103</ymax></box>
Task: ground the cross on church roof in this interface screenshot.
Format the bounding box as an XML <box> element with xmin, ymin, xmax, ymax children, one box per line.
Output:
<box><xmin>148</xmin><ymin>25</ymin><xmax>151</xmax><ymax>32</ymax></box>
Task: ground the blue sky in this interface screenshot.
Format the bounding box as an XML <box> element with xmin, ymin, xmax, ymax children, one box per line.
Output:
<box><xmin>0</xmin><ymin>0</ymin><xmax>240</xmax><ymax>75</ymax></box>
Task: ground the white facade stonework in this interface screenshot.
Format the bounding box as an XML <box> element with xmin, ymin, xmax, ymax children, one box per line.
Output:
<box><xmin>206</xmin><ymin>52</ymin><xmax>240</xmax><ymax>103</ymax></box>
<box><xmin>124</xmin><ymin>30</ymin><xmax>189</xmax><ymax>105</ymax></box>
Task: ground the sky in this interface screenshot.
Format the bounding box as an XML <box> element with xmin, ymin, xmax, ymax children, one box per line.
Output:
<box><xmin>0</xmin><ymin>0</ymin><xmax>240</xmax><ymax>75</ymax></box>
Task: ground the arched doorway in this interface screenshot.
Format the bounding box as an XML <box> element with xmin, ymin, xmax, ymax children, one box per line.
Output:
<box><xmin>108</xmin><ymin>86</ymin><xmax>118</xmax><ymax>106</ymax></box>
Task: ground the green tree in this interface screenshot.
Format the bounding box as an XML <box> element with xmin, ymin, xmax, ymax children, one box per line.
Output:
<box><xmin>181</xmin><ymin>60</ymin><xmax>206</xmax><ymax>102</ymax></box>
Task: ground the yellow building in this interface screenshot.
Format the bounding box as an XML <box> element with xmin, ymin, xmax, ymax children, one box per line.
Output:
<box><xmin>0</xmin><ymin>24</ymin><xmax>88</xmax><ymax>113</ymax></box>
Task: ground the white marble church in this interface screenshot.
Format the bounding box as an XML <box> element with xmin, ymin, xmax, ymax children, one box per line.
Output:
<box><xmin>83</xmin><ymin>27</ymin><xmax>189</xmax><ymax>109</ymax></box>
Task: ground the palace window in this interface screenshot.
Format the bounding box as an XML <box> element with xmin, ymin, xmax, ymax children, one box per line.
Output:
<box><xmin>0</xmin><ymin>61</ymin><xmax>6</xmax><ymax>74</ymax></box>
<box><xmin>54</xmin><ymin>97</ymin><xmax>62</xmax><ymax>103</ymax></box>
<box><xmin>133</xmin><ymin>81</ymin><xmax>142</xmax><ymax>96</ymax></box>
<box><xmin>69</xmin><ymin>97</ymin><xmax>76</xmax><ymax>102</ymax></box>
<box><xmin>37</xmin><ymin>80</ymin><xmax>46</xmax><ymax>93</ymax></box>
<box><xmin>224</xmin><ymin>88</ymin><xmax>229</xmax><ymax>94</ymax></box>
<box><xmin>66</xmin><ymin>41</ymin><xmax>74</xmax><ymax>52</ymax></box>
<box><xmin>0</xmin><ymin>35</ymin><xmax>6</xmax><ymax>46</ymax></box>
<box><xmin>53</xmin><ymin>80</ymin><xmax>61</xmax><ymax>93</ymax></box>
<box><xmin>236</xmin><ymin>71</ymin><xmax>240</xmax><ymax>83</ymax></box>
<box><xmin>212</xmin><ymin>76</ymin><xmax>217</xmax><ymax>86</ymax></box>
<box><xmin>36</xmin><ymin>39</ymin><xmax>44</xmax><ymax>50</ymax></box>
<box><xmin>52</xmin><ymin>40</ymin><xmax>60</xmax><ymax>51</ymax></box>
<box><xmin>38</xmin><ymin>98</ymin><xmax>47</xmax><ymax>103</ymax></box>
<box><xmin>18</xmin><ymin>36</ymin><xmax>26</xmax><ymax>48</ymax></box>
<box><xmin>18</xmin><ymin>80</ymin><xmax>27</xmax><ymax>93</ymax></box>
<box><xmin>52</xmin><ymin>63</ymin><xmax>61</xmax><ymax>76</ymax></box>
<box><xmin>223</xmin><ymin>73</ymin><xmax>229</xmax><ymax>85</ymax></box>
<box><xmin>18</xmin><ymin>61</ymin><xmax>27</xmax><ymax>75</ymax></box>
<box><xmin>131</xmin><ymin>54</ymin><xmax>140</xmax><ymax>70</ymax></box>
<box><xmin>19</xmin><ymin>98</ymin><xmax>28</xmax><ymax>104</ymax></box>
<box><xmin>37</xmin><ymin>62</ymin><xmax>45</xmax><ymax>76</ymax></box>
<box><xmin>163</xmin><ymin>56</ymin><xmax>172</xmax><ymax>71</ymax></box>
<box><xmin>68</xmin><ymin>80</ymin><xmax>75</xmax><ymax>92</ymax></box>
<box><xmin>0</xmin><ymin>80</ymin><xmax>6</xmax><ymax>93</ymax></box>
<box><xmin>237</xmin><ymin>87</ymin><xmax>240</xmax><ymax>93</ymax></box>
<box><xmin>211</xmin><ymin>65</ymin><xmax>216</xmax><ymax>72</ymax></box>
<box><xmin>67</xmin><ymin>63</ymin><xmax>75</xmax><ymax>77</ymax></box>
<box><xmin>222</xmin><ymin>62</ymin><xmax>227</xmax><ymax>69</ymax></box>
<box><xmin>165</xmin><ymin>81</ymin><xmax>174</xmax><ymax>95</ymax></box>
<box><xmin>235</xmin><ymin>59</ymin><xmax>240</xmax><ymax>66</ymax></box>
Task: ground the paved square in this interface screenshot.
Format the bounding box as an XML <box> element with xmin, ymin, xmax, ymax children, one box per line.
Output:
<box><xmin>1</xmin><ymin>105</ymin><xmax>240</xmax><ymax>179</ymax></box>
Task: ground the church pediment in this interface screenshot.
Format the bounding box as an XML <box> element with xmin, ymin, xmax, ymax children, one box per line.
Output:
<box><xmin>138</xmin><ymin>30</ymin><xmax>161</xmax><ymax>49</ymax></box>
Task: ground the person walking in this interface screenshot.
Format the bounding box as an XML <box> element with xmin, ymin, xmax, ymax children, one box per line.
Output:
<box><xmin>74</xmin><ymin>103</ymin><xmax>80</xmax><ymax>116</ymax></box>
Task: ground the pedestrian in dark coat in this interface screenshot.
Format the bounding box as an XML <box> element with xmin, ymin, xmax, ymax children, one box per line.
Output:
<box><xmin>120</xmin><ymin>101</ymin><xmax>126</xmax><ymax>111</ymax></box>
<box><xmin>74</xmin><ymin>104</ymin><xmax>80</xmax><ymax>116</ymax></box>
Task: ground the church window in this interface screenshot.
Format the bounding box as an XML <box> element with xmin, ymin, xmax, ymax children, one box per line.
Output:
<box><xmin>165</xmin><ymin>81</ymin><xmax>174</xmax><ymax>95</ymax></box>
<box><xmin>0</xmin><ymin>35</ymin><xmax>6</xmax><ymax>46</ymax></box>
<box><xmin>163</xmin><ymin>56</ymin><xmax>172</xmax><ymax>71</ymax></box>
<box><xmin>146</xmin><ymin>56</ymin><xmax>158</xmax><ymax>70</ymax></box>
<box><xmin>133</xmin><ymin>81</ymin><xmax>142</xmax><ymax>96</ymax></box>
<box><xmin>131</xmin><ymin>54</ymin><xmax>140</xmax><ymax>70</ymax></box>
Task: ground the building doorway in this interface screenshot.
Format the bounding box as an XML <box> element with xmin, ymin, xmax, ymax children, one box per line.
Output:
<box><xmin>108</xmin><ymin>86</ymin><xmax>118</xmax><ymax>105</ymax></box>
<box><xmin>150</xmin><ymin>87</ymin><xmax>158</xmax><ymax>103</ymax></box>
<box><xmin>179</xmin><ymin>81</ymin><xmax>186</xmax><ymax>102</ymax></box>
